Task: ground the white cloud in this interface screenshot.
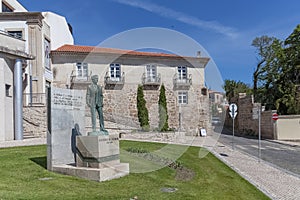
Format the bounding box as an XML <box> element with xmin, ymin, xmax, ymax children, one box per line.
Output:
<box><xmin>113</xmin><ymin>0</ymin><xmax>239</xmax><ymax>38</ymax></box>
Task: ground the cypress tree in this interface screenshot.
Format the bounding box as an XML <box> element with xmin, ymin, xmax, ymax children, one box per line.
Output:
<box><xmin>137</xmin><ymin>85</ymin><xmax>149</xmax><ymax>131</ymax></box>
<box><xmin>158</xmin><ymin>84</ymin><xmax>169</xmax><ymax>131</ymax></box>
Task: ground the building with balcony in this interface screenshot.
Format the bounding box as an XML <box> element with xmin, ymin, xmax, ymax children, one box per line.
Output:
<box><xmin>0</xmin><ymin>0</ymin><xmax>74</xmax><ymax>106</ymax></box>
<box><xmin>51</xmin><ymin>44</ymin><xmax>211</xmax><ymax>133</ymax></box>
<box><xmin>0</xmin><ymin>25</ymin><xmax>34</xmax><ymax>141</ymax></box>
<box><xmin>0</xmin><ymin>0</ymin><xmax>74</xmax><ymax>140</ymax></box>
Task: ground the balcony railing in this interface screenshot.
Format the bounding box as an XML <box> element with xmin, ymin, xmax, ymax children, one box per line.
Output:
<box><xmin>23</xmin><ymin>93</ymin><xmax>46</xmax><ymax>106</ymax></box>
<box><xmin>173</xmin><ymin>74</ymin><xmax>192</xmax><ymax>89</ymax></box>
<box><xmin>142</xmin><ymin>73</ymin><xmax>161</xmax><ymax>86</ymax></box>
<box><xmin>69</xmin><ymin>70</ymin><xmax>92</xmax><ymax>89</ymax></box>
<box><xmin>70</xmin><ymin>70</ymin><xmax>92</xmax><ymax>82</ymax></box>
<box><xmin>104</xmin><ymin>72</ymin><xmax>125</xmax><ymax>85</ymax></box>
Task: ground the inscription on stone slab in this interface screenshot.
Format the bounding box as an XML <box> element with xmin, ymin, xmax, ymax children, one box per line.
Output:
<box><xmin>52</xmin><ymin>88</ymin><xmax>84</xmax><ymax>110</ymax></box>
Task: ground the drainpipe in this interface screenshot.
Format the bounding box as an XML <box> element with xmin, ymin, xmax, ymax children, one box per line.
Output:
<box><xmin>14</xmin><ymin>58</ymin><xmax>23</xmax><ymax>140</ymax></box>
<box><xmin>29</xmin><ymin>63</ymin><xmax>33</xmax><ymax>106</ymax></box>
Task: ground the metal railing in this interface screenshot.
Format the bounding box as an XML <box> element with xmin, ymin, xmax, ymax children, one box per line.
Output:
<box><xmin>173</xmin><ymin>73</ymin><xmax>192</xmax><ymax>88</ymax></box>
<box><xmin>70</xmin><ymin>70</ymin><xmax>92</xmax><ymax>83</ymax></box>
<box><xmin>142</xmin><ymin>73</ymin><xmax>161</xmax><ymax>85</ymax></box>
<box><xmin>104</xmin><ymin>71</ymin><xmax>125</xmax><ymax>85</ymax></box>
<box><xmin>0</xmin><ymin>30</ymin><xmax>20</xmax><ymax>39</ymax></box>
<box><xmin>23</xmin><ymin>93</ymin><xmax>46</xmax><ymax>107</ymax></box>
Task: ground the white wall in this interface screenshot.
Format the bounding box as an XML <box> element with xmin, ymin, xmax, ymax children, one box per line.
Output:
<box><xmin>0</xmin><ymin>23</ymin><xmax>26</xmax><ymax>51</ymax></box>
<box><xmin>0</xmin><ymin>58</ymin><xmax>6</xmax><ymax>141</ymax></box>
<box><xmin>42</xmin><ymin>12</ymin><xmax>74</xmax><ymax>50</ymax></box>
<box><xmin>0</xmin><ymin>56</ymin><xmax>14</xmax><ymax>141</ymax></box>
<box><xmin>4</xmin><ymin>56</ymin><xmax>13</xmax><ymax>140</ymax></box>
<box><xmin>276</xmin><ymin>115</ymin><xmax>300</xmax><ymax>140</ymax></box>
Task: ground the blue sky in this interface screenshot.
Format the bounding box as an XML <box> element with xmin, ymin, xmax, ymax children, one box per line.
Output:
<box><xmin>18</xmin><ymin>0</ymin><xmax>300</xmax><ymax>90</ymax></box>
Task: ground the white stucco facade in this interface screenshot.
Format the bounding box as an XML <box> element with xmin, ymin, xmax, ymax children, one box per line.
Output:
<box><xmin>42</xmin><ymin>12</ymin><xmax>74</xmax><ymax>50</ymax></box>
<box><xmin>0</xmin><ymin>30</ymin><xmax>34</xmax><ymax>141</ymax></box>
<box><xmin>0</xmin><ymin>0</ymin><xmax>74</xmax><ymax>97</ymax></box>
<box><xmin>0</xmin><ymin>0</ymin><xmax>74</xmax><ymax>141</ymax></box>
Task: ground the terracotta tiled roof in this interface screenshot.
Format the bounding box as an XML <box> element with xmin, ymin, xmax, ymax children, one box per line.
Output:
<box><xmin>52</xmin><ymin>44</ymin><xmax>195</xmax><ymax>59</ymax></box>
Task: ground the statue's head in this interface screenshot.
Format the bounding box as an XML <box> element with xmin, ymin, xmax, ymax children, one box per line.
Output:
<box><xmin>91</xmin><ymin>75</ymin><xmax>98</xmax><ymax>84</ymax></box>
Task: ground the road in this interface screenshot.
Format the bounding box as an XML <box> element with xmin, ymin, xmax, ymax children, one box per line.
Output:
<box><xmin>218</xmin><ymin>131</ymin><xmax>300</xmax><ymax>176</ymax></box>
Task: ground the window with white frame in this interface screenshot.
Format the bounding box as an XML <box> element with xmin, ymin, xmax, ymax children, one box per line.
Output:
<box><xmin>76</xmin><ymin>63</ymin><xmax>88</xmax><ymax>78</ymax></box>
<box><xmin>146</xmin><ymin>64</ymin><xmax>157</xmax><ymax>82</ymax></box>
<box><xmin>110</xmin><ymin>63</ymin><xmax>121</xmax><ymax>81</ymax></box>
<box><xmin>177</xmin><ymin>66</ymin><xmax>187</xmax><ymax>80</ymax></box>
<box><xmin>178</xmin><ymin>91</ymin><xmax>188</xmax><ymax>104</ymax></box>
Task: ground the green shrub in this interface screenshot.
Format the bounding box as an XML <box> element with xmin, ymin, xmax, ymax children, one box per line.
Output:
<box><xmin>137</xmin><ymin>85</ymin><xmax>150</xmax><ymax>131</ymax></box>
<box><xmin>158</xmin><ymin>84</ymin><xmax>169</xmax><ymax>131</ymax></box>
<box><xmin>125</xmin><ymin>147</ymin><xmax>149</xmax><ymax>154</ymax></box>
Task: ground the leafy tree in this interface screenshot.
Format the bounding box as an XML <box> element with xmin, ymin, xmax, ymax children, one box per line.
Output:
<box><xmin>223</xmin><ymin>79</ymin><xmax>252</xmax><ymax>102</ymax></box>
<box><xmin>251</xmin><ymin>25</ymin><xmax>300</xmax><ymax>114</ymax></box>
<box><xmin>137</xmin><ymin>85</ymin><xmax>149</xmax><ymax>130</ymax></box>
<box><xmin>158</xmin><ymin>84</ymin><xmax>169</xmax><ymax>131</ymax></box>
<box><xmin>251</xmin><ymin>35</ymin><xmax>277</xmax><ymax>102</ymax></box>
<box><xmin>281</xmin><ymin>24</ymin><xmax>300</xmax><ymax>114</ymax></box>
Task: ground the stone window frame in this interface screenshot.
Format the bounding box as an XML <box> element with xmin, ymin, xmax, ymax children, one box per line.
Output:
<box><xmin>76</xmin><ymin>62</ymin><xmax>89</xmax><ymax>78</ymax></box>
<box><xmin>177</xmin><ymin>66</ymin><xmax>187</xmax><ymax>80</ymax></box>
<box><xmin>5</xmin><ymin>28</ymin><xmax>25</xmax><ymax>40</ymax></box>
<box><xmin>109</xmin><ymin>63</ymin><xmax>121</xmax><ymax>81</ymax></box>
<box><xmin>178</xmin><ymin>91</ymin><xmax>188</xmax><ymax>104</ymax></box>
<box><xmin>145</xmin><ymin>64</ymin><xmax>157</xmax><ymax>82</ymax></box>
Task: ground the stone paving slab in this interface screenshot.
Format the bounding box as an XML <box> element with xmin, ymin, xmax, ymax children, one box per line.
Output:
<box><xmin>0</xmin><ymin>138</ymin><xmax>46</xmax><ymax>148</ymax></box>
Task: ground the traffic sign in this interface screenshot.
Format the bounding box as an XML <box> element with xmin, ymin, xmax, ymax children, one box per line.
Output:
<box><xmin>229</xmin><ymin>103</ymin><xmax>238</xmax><ymax>112</ymax></box>
<box><xmin>272</xmin><ymin>113</ymin><xmax>279</xmax><ymax>121</ymax></box>
<box><xmin>229</xmin><ymin>111</ymin><xmax>237</xmax><ymax>119</ymax></box>
<box><xmin>252</xmin><ymin>107</ymin><xmax>259</xmax><ymax>119</ymax></box>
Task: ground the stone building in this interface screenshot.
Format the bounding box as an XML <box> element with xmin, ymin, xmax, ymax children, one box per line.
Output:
<box><xmin>0</xmin><ymin>1</ymin><xmax>73</xmax><ymax>104</ymax></box>
<box><xmin>51</xmin><ymin>44</ymin><xmax>211</xmax><ymax>134</ymax></box>
<box><xmin>0</xmin><ymin>0</ymin><xmax>73</xmax><ymax>140</ymax></box>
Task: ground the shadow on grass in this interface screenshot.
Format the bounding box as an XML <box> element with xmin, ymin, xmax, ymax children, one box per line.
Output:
<box><xmin>30</xmin><ymin>156</ymin><xmax>47</xmax><ymax>169</ymax></box>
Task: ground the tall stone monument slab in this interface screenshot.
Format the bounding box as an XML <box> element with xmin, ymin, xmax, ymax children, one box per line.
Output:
<box><xmin>47</xmin><ymin>87</ymin><xmax>86</xmax><ymax>170</ymax></box>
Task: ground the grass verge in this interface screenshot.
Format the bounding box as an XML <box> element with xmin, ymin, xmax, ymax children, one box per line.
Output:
<box><xmin>0</xmin><ymin>141</ymin><xmax>270</xmax><ymax>200</ymax></box>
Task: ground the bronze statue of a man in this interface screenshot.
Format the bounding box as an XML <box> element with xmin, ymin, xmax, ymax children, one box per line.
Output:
<box><xmin>86</xmin><ymin>75</ymin><xmax>107</xmax><ymax>135</ymax></box>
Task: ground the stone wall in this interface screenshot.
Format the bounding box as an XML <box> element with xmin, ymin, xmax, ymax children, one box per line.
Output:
<box><xmin>23</xmin><ymin>106</ymin><xmax>47</xmax><ymax>138</ymax></box>
<box><xmin>23</xmin><ymin>84</ymin><xmax>210</xmax><ymax>138</ymax></box>
<box><xmin>225</xmin><ymin>95</ymin><xmax>274</xmax><ymax>139</ymax></box>
<box><xmin>102</xmin><ymin>85</ymin><xmax>181</xmax><ymax>131</ymax></box>
<box><xmin>102</xmin><ymin>84</ymin><xmax>209</xmax><ymax>134</ymax></box>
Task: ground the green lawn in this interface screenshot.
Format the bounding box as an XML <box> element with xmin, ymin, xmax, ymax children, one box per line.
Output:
<box><xmin>0</xmin><ymin>141</ymin><xmax>270</xmax><ymax>200</ymax></box>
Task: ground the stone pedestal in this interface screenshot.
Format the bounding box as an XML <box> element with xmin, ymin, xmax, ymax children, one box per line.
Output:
<box><xmin>74</xmin><ymin>134</ymin><xmax>129</xmax><ymax>182</ymax></box>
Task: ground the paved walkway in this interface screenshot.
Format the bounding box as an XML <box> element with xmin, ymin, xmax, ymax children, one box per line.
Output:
<box><xmin>123</xmin><ymin>133</ymin><xmax>300</xmax><ymax>200</ymax></box>
<box><xmin>210</xmin><ymin>140</ymin><xmax>300</xmax><ymax>200</ymax></box>
<box><xmin>1</xmin><ymin>136</ymin><xmax>300</xmax><ymax>200</ymax></box>
<box><xmin>0</xmin><ymin>138</ymin><xmax>46</xmax><ymax>148</ymax></box>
